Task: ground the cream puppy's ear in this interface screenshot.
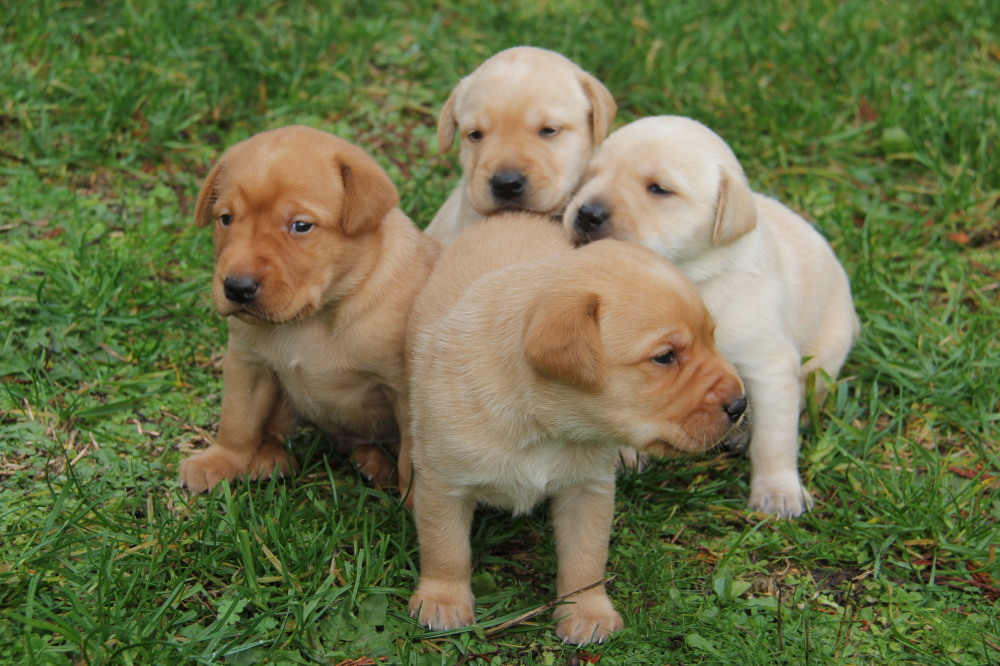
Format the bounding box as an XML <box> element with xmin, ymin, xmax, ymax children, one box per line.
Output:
<box><xmin>336</xmin><ymin>142</ymin><xmax>400</xmax><ymax>237</ymax></box>
<box><xmin>524</xmin><ymin>289</ymin><xmax>606</xmax><ymax>390</ymax></box>
<box><xmin>436</xmin><ymin>88</ymin><xmax>459</xmax><ymax>153</ymax></box>
<box><xmin>712</xmin><ymin>166</ymin><xmax>757</xmax><ymax>246</ymax></box>
<box><xmin>577</xmin><ymin>71</ymin><xmax>617</xmax><ymax>146</ymax></box>
<box><xmin>194</xmin><ymin>159</ymin><xmax>226</xmax><ymax>227</ymax></box>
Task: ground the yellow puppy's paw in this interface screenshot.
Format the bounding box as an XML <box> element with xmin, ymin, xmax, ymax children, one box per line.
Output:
<box><xmin>409</xmin><ymin>582</ymin><xmax>475</xmax><ymax>630</ymax></box>
<box><xmin>352</xmin><ymin>445</ymin><xmax>397</xmax><ymax>487</ymax></box>
<box><xmin>748</xmin><ymin>473</ymin><xmax>814</xmax><ymax>518</ymax></box>
<box><xmin>555</xmin><ymin>598</ymin><xmax>623</xmax><ymax>645</ymax></box>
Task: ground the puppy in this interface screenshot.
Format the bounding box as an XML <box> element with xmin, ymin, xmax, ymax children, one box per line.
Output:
<box><xmin>424</xmin><ymin>46</ymin><xmax>617</xmax><ymax>244</ymax></box>
<box><xmin>178</xmin><ymin>125</ymin><xmax>438</xmax><ymax>495</ymax></box>
<box><xmin>407</xmin><ymin>213</ymin><xmax>746</xmax><ymax>645</ymax></box>
<box><xmin>564</xmin><ymin>115</ymin><xmax>860</xmax><ymax>518</ymax></box>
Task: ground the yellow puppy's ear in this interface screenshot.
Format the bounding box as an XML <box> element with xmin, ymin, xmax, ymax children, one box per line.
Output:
<box><xmin>524</xmin><ymin>289</ymin><xmax>607</xmax><ymax>390</ymax></box>
<box><xmin>337</xmin><ymin>141</ymin><xmax>400</xmax><ymax>237</ymax></box>
<box><xmin>436</xmin><ymin>88</ymin><xmax>459</xmax><ymax>153</ymax></box>
<box><xmin>194</xmin><ymin>159</ymin><xmax>226</xmax><ymax>227</ymax></box>
<box><xmin>712</xmin><ymin>166</ymin><xmax>757</xmax><ymax>246</ymax></box>
<box><xmin>578</xmin><ymin>71</ymin><xmax>617</xmax><ymax>146</ymax></box>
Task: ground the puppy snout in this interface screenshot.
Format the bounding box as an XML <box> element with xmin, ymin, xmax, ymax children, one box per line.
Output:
<box><xmin>724</xmin><ymin>395</ymin><xmax>748</xmax><ymax>423</ymax></box>
<box><xmin>223</xmin><ymin>275</ymin><xmax>260</xmax><ymax>304</ymax></box>
<box><xmin>490</xmin><ymin>170</ymin><xmax>526</xmax><ymax>201</ymax></box>
<box><xmin>575</xmin><ymin>202</ymin><xmax>609</xmax><ymax>234</ymax></box>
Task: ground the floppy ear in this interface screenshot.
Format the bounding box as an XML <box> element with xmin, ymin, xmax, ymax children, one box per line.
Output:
<box><xmin>524</xmin><ymin>289</ymin><xmax>606</xmax><ymax>390</ymax></box>
<box><xmin>577</xmin><ymin>70</ymin><xmax>617</xmax><ymax>146</ymax></box>
<box><xmin>712</xmin><ymin>166</ymin><xmax>757</xmax><ymax>246</ymax></box>
<box><xmin>337</xmin><ymin>142</ymin><xmax>400</xmax><ymax>237</ymax></box>
<box><xmin>436</xmin><ymin>88</ymin><xmax>459</xmax><ymax>153</ymax></box>
<box><xmin>194</xmin><ymin>159</ymin><xmax>226</xmax><ymax>227</ymax></box>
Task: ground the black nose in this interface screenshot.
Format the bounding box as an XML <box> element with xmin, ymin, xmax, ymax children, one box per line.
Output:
<box><xmin>490</xmin><ymin>170</ymin><xmax>526</xmax><ymax>201</ymax></box>
<box><xmin>223</xmin><ymin>276</ymin><xmax>260</xmax><ymax>304</ymax></box>
<box><xmin>575</xmin><ymin>202</ymin><xmax>609</xmax><ymax>233</ymax></box>
<box><xmin>724</xmin><ymin>395</ymin><xmax>748</xmax><ymax>423</ymax></box>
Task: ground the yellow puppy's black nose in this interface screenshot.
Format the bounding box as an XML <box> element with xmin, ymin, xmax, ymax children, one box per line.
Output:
<box><xmin>223</xmin><ymin>275</ymin><xmax>260</xmax><ymax>304</ymax></box>
<box><xmin>724</xmin><ymin>395</ymin><xmax>748</xmax><ymax>423</ymax></box>
<box><xmin>490</xmin><ymin>170</ymin><xmax>526</xmax><ymax>200</ymax></box>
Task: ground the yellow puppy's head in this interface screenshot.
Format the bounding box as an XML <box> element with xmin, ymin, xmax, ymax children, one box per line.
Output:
<box><xmin>438</xmin><ymin>46</ymin><xmax>616</xmax><ymax>218</ymax></box>
<box><xmin>525</xmin><ymin>240</ymin><xmax>746</xmax><ymax>455</ymax></box>
<box><xmin>563</xmin><ymin>116</ymin><xmax>758</xmax><ymax>266</ymax></box>
<box><xmin>195</xmin><ymin>126</ymin><xmax>399</xmax><ymax>324</ymax></box>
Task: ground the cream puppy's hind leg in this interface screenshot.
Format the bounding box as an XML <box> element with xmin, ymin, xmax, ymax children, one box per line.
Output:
<box><xmin>409</xmin><ymin>476</ymin><xmax>477</xmax><ymax>630</ymax></box>
<box><xmin>551</xmin><ymin>480</ymin><xmax>623</xmax><ymax>645</ymax></box>
<box><xmin>745</xmin><ymin>355</ymin><xmax>814</xmax><ymax>518</ymax></box>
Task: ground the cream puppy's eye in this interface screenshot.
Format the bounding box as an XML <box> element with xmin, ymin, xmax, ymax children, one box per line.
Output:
<box><xmin>467</xmin><ymin>130</ymin><xmax>483</xmax><ymax>142</ymax></box>
<box><xmin>648</xmin><ymin>183</ymin><xmax>673</xmax><ymax>196</ymax></box>
<box><xmin>290</xmin><ymin>221</ymin><xmax>314</xmax><ymax>234</ymax></box>
<box><xmin>652</xmin><ymin>350</ymin><xmax>677</xmax><ymax>366</ymax></box>
<box><xmin>539</xmin><ymin>127</ymin><xmax>559</xmax><ymax>137</ymax></box>
<box><xmin>219</xmin><ymin>213</ymin><xmax>233</xmax><ymax>227</ymax></box>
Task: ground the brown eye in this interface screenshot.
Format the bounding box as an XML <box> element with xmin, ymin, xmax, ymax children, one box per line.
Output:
<box><xmin>219</xmin><ymin>214</ymin><xmax>233</xmax><ymax>227</ymax></box>
<box><xmin>467</xmin><ymin>130</ymin><xmax>483</xmax><ymax>142</ymax></box>
<box><xmin>539</xmin><ymin>127</ymin><xmax>559</xmax><ymax>137</ymax></box>
<box><xmin>648</xmin><ymin>183</ymin><xmax>672</xmax><ymax>196</ymax></box>
<box><xmin>652</xmin><ymin>350</ymin><xmax>677</xmax><ymax>366</ymax></box>
<box><xmin>290</xmin><ymin>221</ymin><xmax>314</xmax><ymax>234</ymax></box>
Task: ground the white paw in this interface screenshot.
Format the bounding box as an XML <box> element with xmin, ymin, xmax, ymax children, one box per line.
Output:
<box><xmin>748</xmin><ymin>473</ymin><xmax>814</xmax><ymax>518</ymax></box>
<box><xmin>409</xmin><ymin>582</ymin><xmax>475</xmax><ymax>630</ymax></box>
<box><xmin>555</xmin><ymin>598</ymin><xmax>623</xmax><ymax>645</ymax></box>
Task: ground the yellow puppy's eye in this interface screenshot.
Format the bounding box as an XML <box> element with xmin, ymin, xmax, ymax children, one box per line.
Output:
<box><xmin>467</xmin><ymin>130</ymin><xmax>483</xmax><ymax>142</ymax></box>
<box><xmin>652</xmin><ymin>350</ymin><xmax>677</xmax><ymax>366</ymax></box>
<box><xmin>648</xmin><ymin>183</ymin><xmax>673</xmax><ymax>196</ymax></box>
<box><xmin>539</xmin><ymin>127</ymin><xmax>559</xmax><ymax>137</ymax></box>
<box><xmin>219</xmin><ymin>213</ymin><xmax>233</xmax><ymax>227</ymax></box>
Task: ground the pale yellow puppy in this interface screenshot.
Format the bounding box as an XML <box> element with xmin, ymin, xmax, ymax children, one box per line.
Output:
<box><xmin>564</xmin><ymin>115</ymin><xmax>860</xmax><ymax>518</ymax></box>
<box><xmin>178</xmin><ymin>126</ymin><xmax>438</xmax><ymax>495</ymax></box>
<box><xmin>407</xmin><ymin>212</ymin><xmax>746</xmax><ymax>645</ymax></box>
<box><xmin>425</xmin><ymin>46</ymin><xmax>616</xmax><ymax>244</ymax></box>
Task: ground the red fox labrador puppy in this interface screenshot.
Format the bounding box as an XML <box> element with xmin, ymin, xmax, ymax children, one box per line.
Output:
<box><xmin>179</xmin><ymin>125</ymin><xmax>438</xmax><ymax>495</ymax></box>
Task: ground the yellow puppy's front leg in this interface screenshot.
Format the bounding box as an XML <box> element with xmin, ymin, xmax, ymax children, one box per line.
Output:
<box><xmin>551</xmin><ymin>479</ymin><xmax>623</xmax><ymax>645</ymax></box>
<box><xmin>179</xmin><ymin>345</ymin><xmax>297</xmax><ymax>493</ymax></box>
<box><xmin>409</xmin><ymin>473</ymin><xmax>477</xmax><ymax>630</ymax></box>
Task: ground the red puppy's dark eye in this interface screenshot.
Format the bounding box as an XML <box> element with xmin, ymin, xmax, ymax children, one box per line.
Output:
<box><xmin>219</xmin><ymin>214</ymin><xmax>233</xmax><ymax>227</ymax></box>
<box><xmin>652</xmin><ymin>351</ymin><xmax>676</xmax><ymax>366</ymax></box>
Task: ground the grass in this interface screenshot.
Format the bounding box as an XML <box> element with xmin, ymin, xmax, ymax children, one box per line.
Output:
<box><xmin>1</xmin><ymin>0</ymin><xmax>998</xmax><ymax>663</ymax></box>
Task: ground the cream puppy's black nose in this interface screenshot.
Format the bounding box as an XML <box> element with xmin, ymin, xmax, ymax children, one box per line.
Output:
<box><xmin>575</xmin><ymin>202</ymin><xmax>609</xmax><ymax>233</ymax></box>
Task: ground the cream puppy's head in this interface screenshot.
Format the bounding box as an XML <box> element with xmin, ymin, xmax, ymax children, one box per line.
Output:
<box><xmin>525</xmin><ymin>240</ymin><xmax>746</xmax><ymax>456</ymax></box>
<box><xmin>195</xmin><ymin>126</ymin><xmax>399</xmax><ymax>324</ymax></box>
<box><xmin>438</xmin><ymin>46</ymin><xmax>616</xmax><ymax>218</ymax></box>
<box><xmin>563</xmin><ymin>116</ymin><xmax>758</xmax><ymax>266</ymax></box>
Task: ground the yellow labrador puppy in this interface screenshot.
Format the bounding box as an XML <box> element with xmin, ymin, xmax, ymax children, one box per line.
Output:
<box><xmin>564</xmin><ymin>116</ymin><xmax>859</xmax><ymax>518</ymax></box>
<box><xmin>407</xmin><ymin>213</ymin><xmax>746</xmax><ymax>644</ymax></box>
<box><xmin>178</xmin><ymin>126</ymin><xmax>438</xmax><ymax>495</ymax></box>
<box><xmin>424</xmin><ymin>46</ymin><xmax>616</xmax><ymax>244</ymax></box>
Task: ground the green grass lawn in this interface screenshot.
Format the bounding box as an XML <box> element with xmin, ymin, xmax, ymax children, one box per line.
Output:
<box><xmin>2</xmin><ymin>0</ymin><xmax>998</xmax><ymax>663</ymax></box>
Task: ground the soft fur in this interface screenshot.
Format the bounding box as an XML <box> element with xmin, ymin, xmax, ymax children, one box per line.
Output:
<box><xmin>424</xmin><ymin>46</ymin><xmax>616</xmax><ymax>244</ymax></box>
<box><xmin>178</xmin><ymin>125</ymin><xmax>438</xmax><ymax>495</ymax></box>
<box><xmin>564</xmin><ymin>115</ymin><xmax>860</xmax><ymax>518</ymax></box>
<box><xmin>406</xmin><ymin>212</ymin><xmax>746</xmax><ymax>644</ymax></box>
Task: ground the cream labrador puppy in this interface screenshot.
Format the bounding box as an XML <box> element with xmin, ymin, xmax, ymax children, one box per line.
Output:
<box><xmin>424</xmin><ymin>46</ymin><xmax>616</xmax><ymax>244</ymax></box>
<box><xmin>407</xmin><ymin>212</ymin><xmax>746</xmax><ymax>644</ymax></box>
<box><xmin>564</xmin><ymin>116</ymin><xmax>859</xmax><ymax>518</ymax></box>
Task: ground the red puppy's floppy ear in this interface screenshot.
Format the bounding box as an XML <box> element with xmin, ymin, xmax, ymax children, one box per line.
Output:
<box><xmin>336</xmin><ymin>141</ymin><xmax>400</xmax><ymax>237</ymax></box>
<box><xmin>194</xmin><ymin>159</ymin><xmax>226</xmax><ymax>227</ymax></box>
<box><xmin>524</xmin><ymin>289</ymin><xmax>606</xmax><ymax>390</ymax></box>
<box><xmin>577</xmin><ymin>70</ymin><xmax>617</xmax><ymax>147</ymax></box>
<box><xmin>436</xmin><ymin>88</ymin><xmax>459</xmax><ymax>153</ymax></box>
<box><xmin>712</xmin><ymin>166</ymin><xmax>757</xmax><ymax>246</ymax></box>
